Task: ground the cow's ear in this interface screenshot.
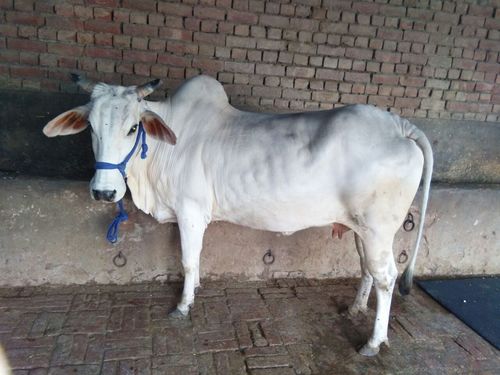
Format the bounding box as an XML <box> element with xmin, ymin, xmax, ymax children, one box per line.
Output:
<box><xmin>141</xmin><ymin>110</ymin><xmax>176</xmax><ymax>145</ymax></box>
<box><xmin>43</xmin><ymin>105</ymin><xmax>90</xmax><ymax>137</ymax></box>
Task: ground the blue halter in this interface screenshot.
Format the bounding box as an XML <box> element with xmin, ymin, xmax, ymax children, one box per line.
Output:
<box><xmin>95</xmin><ymin>123</ymin><xmax>148</xmax><ymax>243</ymax></box>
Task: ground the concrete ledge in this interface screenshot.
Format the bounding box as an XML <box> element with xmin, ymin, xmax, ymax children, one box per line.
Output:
<box><xmin>0</xmin><ymin>177</ymin><xmax>499</xmax><ymax>286</ymax></box>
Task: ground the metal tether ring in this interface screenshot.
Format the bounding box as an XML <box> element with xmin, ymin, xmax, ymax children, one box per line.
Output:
<box><xmin>398</xmin><ymin>250</ymin><xmax>409</xmax><ymax>264</ymax></box>
<box><xmin>403</xmin><ymin>213</ymin><xmax>415</xmax><ymax>232</ymax></box>
<box><xmin>113</xmin><ymin>251</ymin><xmax>127</xmax><ymax>267</ymax></box>
<box><xmin>263</xmin><ymin>249</ymin><xmax>275</xmax><ymax>265</ymax></box>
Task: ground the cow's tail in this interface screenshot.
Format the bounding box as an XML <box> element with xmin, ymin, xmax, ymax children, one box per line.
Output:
<box><xmin>398</xmin><ymin>119</ymin><xmax>434</xmax><ymax>296</ymax></box>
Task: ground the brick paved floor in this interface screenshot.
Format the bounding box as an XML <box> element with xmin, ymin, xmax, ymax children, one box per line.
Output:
<box><xmin>0</xmin><ymin>279</ymin><xmax>498</xmax><ymax>375</ymax></box>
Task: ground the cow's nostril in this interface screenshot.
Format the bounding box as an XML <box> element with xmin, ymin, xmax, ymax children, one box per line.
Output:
<box><xmin>93</xmin><ymin>189</ymin><xmax>116</xmax><ymax>202</ymax></box>
<box><xmin>92</xmin><ymin>189</ymin><xmax>102</xmax><ymax>201</ymax></box>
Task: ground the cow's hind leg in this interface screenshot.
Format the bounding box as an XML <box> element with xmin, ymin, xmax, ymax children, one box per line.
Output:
<box><xmin>358</xmin><ymin>234</ymin><xmax>397</xmax><ymax>356</ymax></box>
<box><xmin>348</xmin><ymin>233</ymin><xmax>373</xmax><ymax>316</ymax></box>
<box><xmin>169</xmin><ymin>204</ymin><xmax>207</xmax><ymax>319</ymax></box>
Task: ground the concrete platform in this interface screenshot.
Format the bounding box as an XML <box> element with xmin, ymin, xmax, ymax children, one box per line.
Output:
<box><xmin>0</xmin><ymin>279</ymin><xmax>498</xmax><ymax>374</ymax></box>
<box><xmin>0</xmin><ymin>177</ymin><xmax>499</xmax><ymax>286</ymax></box>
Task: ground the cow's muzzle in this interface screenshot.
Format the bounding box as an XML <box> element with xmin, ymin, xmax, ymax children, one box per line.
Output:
<box><xmin>92</xmin><ymin>189</ymin><xmax>117</xmax><ymax>202</ymax></box>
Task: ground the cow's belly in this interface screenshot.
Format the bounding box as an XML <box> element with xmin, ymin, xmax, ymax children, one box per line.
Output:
<box><xmin>212</xmin><ymin>192</ymin><xmax>345</xmax><ymax>232</ymax></box>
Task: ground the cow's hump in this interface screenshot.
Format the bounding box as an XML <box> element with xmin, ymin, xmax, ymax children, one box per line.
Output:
<box><xmin>173</xmin><ymin>75</ymin><xmax>229</xmax><ymax>107</ymax></box>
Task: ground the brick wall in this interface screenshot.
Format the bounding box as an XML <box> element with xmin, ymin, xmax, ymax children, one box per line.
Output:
<box><xmin>1</xmin><ymin>0</ymin><xmax>499</xmax><ymax>121</ymax></box>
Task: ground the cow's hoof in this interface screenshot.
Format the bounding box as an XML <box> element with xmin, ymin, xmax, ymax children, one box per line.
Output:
<box><xmin>347</xmin><ymin>306</ymin><xmax>368</xmax><ymax>317</ymax></box>
<box><xmin>168</xmin><ymin>307</ymin><xmax>188</xmax><ymax>320</ymax></box>
<box><xmin>359</xmin><ymin>343</ymin><xmax>380</xmax><ymax>357</ymax></box>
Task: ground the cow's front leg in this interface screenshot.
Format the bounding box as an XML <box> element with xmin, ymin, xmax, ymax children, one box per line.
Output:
<box><xmin>169</xmin><ymin>204</ymin><xmax>207</xmax><ymax>318</ymax></box>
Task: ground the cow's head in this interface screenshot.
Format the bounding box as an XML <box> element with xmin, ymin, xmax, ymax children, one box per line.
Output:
<box><xmin>43</xmin><ymin>74</ymin><xmax>176</xmax><ymax>203</ymax></box>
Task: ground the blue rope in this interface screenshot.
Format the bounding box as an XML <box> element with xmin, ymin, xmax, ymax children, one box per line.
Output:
<box><xmin>95</xmin><ymin>123</ymin><xmax>148</xmax><ymax>244</ymax></box>
<box><xmin>106</xmin><ymin>200</ymin><xmax>129</xmax><ymax>243</ymax></box>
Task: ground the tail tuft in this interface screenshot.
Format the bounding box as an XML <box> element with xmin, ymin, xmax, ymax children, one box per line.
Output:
<box><xmin>398</xmin><ymin>268</ymin><xmax>413</xmax><ymax>296</ymax></box>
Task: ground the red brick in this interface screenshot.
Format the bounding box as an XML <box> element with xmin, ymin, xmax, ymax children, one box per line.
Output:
<box><xmin>318</xmin><ymin>45</ymin><xmax>344</xmax><ymax>57</ymax></box>
<box><xmin>123</xmin><ymin>49</ymin><xmax>157</xmax><ymax>63</ymax></box>
<box><xmin>377</xmin><ymin>29</ymin><xmax>403</xmax><ymax>41</ymax></box>
<box><xmin>77</xmin><ymin>32</ymin><xmax>94</xmax><ymax>45</ymax></box>
<box><xmin>158</xmin><ymin>2</ymin><xmax>192</xmax><ymax>16</ymax></box>
<box><xmin>342</xmin><ymin>94</ymin><xmax>367</xmax><ymax>104</ymax></box>
<box><xmin>87</xmin><ymin>0</ymin><xmax>119</xmax><ymax>6</ymax></box>
<box><xmin>379</xmin><ymin>4</ymin><xmax>406</xmax><ymax>17</ymax></box>
<box><xmin>113</xmin><ymin>9</ymin><xmax>130</xmax><ymax>23</ymax></box>
<box><xmin>403</xmin><ymin>30</ymin><xmax>429</xmax><ymax>43</ymax></box>
<box><xmin>193</xmin><ymin>57</ymin><xmax>224</xmax><ymax>71</ymax></box>
<box><xmin>477</xmin><ymin>62</ymin><xmax>500</xmax><ymax>73</ymax></box>
<box><xmin>158</xmin><ymin>53</ymin><xmax>190</xmax><ymax>67</ymax></box>
<box><xmin>194</xmin><ymin>32</ymin><xmax>226</xmax><ymax>46</ymax></box>
<box><xmin>166</xmin><ymin>41</ymin><xmax>198</xmax><ymax>55</ymax></box>
<box><xmin>47</xmin><ymin>43</ymin><xmax>83</xmax><ymax>56</ymax></box>
<box><xmin>375</xmin><ymin>50</ymin><xmax>401</xmax><ymax>63</ymax></box>
<box><xmin>10</xmin><ymin>65</ymin><xmax>45</xmax><ymax>78</ymax></box>
<box><xmin>13</xmin><ymin>0</ymin><xmax>33</xmax><ymax>11</ymax></box>
<box><xmin>5</xmin><ymin>11</ymin><xmax>44</xmax><ymax>26</ymax></box>
<box><xmin>57</xmin><ymin>30</ymin><xmax>76</xmax><ymax>42</ymax></box>
<box><xmin>19</xmin><ymin>51</ymin><xmax>37</xmax><ymax>65</ymax></box>
<box><xmin>122</xmin><ymin>0</ymin><xmax>156</xmax><ymax>12</ymax></box>
<box><xmin>253</xmin><ymin>63</ymin><xmax>283</xmax><ymax>76</ymax></box>
<box><xmin>372</xmin><ymin>74</ymin><xmax>399</xmax><ymax>85</ymax></box>
<box><xmin>159</xmin><ymin>28</ymin><xmax>192</xmax><ymax>42</ymax></box>
<box><xmin>260</xmin><ymin>14</ymin><xmax>289</xmax><ymax>28</ymax></box>
<box><xmin>148</xmin><ymin>13</ymin><xmax>165</xmax><ymax>26</ymax></box>
<box><xmin>86</xmin><ymin>46</ymin><xmax>121</xmax><ymax>59</ymax></box>
<box><xmin>94</xmin><ymin>7</ymin><xmax>112</xmax><ymax>21</ymax></box>
<box><xmin>461</xmin><ymin>15</ymin><xmax>485</xmax><ymax>27</ymax></box>
<box><xmin>316</xmin><ymin>68</ymin><xmax>343</xmax><ymax>81</ymax></box>
<box><xmin>290</xmin><ymin>18</ymin><xmax>319</xmax><ymax>32</ymax></box>
<box><xmin>352</xmin><ymin>2</ymin><xmax>380</xmax><ymax>14</ymax></box>
<box><xmin>134</xmin><ymin>63</ymin><xmax>150</xmax><ymax>76</ymax></box>
<box><xmin>73</xmin><ymin>5</ymin><xmax>93</xmax><ymax>19</ymax></box>
<box><xmin>349</xmin><ymin>24</ymin><xmax>376</xmax><ymax>37</ymax></box>
<box><xmin>446</xmin><ymin>101</ymin><xmax>479</xmax><ymax>112</ymax></box>
<box><xmin>123</xmin><ymin>24</ymin><xmax>158</xmax><ymax>37</ymax></box>
<box><xmin>454</xmin><ymin>37</ymin><xmax>479</xmax><ymax>49</ymax></box>
<box><xmin>46</xmin><ymin>16</ymin><xmax>83</xmax><ymax>31</ymax></box>
<box><xmin>344</xmin><ymin>72</ymin><xmax>370</xmax><ymax>83</ymax></box>
<box><xmin>95</xmin><ymin>33</ymin><xmax>112</xmax><ymax>47</ymax></box>
<box><xmin>401</xmin><ymin>53</ymin><xmax>427</xmax><ymax>65</ymax></box>
<box><xmin>0</xmin><ymin>24</ymin><xmax>18</xmax><ymax>37</ymax></box>
<box><xmin>452</xmin><ymin>58</ymin><xmax>476</xmax><ymax>70</ymax></box>
<box><xmin>227</xmin><ymin>9</ymin><xmax>258</xmax><ymax>24</ymax></box>
<box><xmin>395</xmin><ymin>97</ymin><xmax>421</xmax><ymax>108</ymax></box>
<box><xmin>0</xmin><ymin>0</ymin><xmax>13</xmax><ymax>10</ymax></box>
<box><xmin>479</xmin><ymin>39</ymin><xmax>500</xmax><ymax>52</ymax></box>
<box><xmin>225</xmin><ymin>61</ymin><xmax>254</xmax><ymax>74</ymax></box>
<box><xmin>7</xmin><ymin>37</ymin><xmax>46</xmax><ymax>52</ymax></box>
<box><xmin>55</xmin><ymin>3</ymin><xmax>73</xmax><ymax>17</ymax></box>
<box><xmin>194</xmin><ymin>6</ymin><xmax>225</xmax><ymax>20</ymax></box>
<box><xmin>368</xmin><ymin>95</ymin><xmax>394</xmax><ymax>107</ymax></box>
<box><xmin>0</xmin><ymin>49</ymin><xmax>19</xmax><ymax>63</ymax></box>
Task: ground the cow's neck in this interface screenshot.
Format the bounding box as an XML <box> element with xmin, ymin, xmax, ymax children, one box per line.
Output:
<box><xmin>126</xmin><ymin>98</ymin><xmax>177</xmax><ymax>222</ymax></box>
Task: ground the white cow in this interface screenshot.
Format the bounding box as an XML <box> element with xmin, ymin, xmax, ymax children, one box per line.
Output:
<box><xmin>44</xmin><ymin>75</ymin><xmax>433</xmax><ymax>356</ymax></box>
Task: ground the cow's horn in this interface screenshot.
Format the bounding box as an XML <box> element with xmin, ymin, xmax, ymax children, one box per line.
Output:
<box><xmin>70</xmin><ymin>73</ymin><xmax>96</xmax><ymax>93</ymax></box>
<box><xmin>136</xmin><ymin>79</ymin><xmax>163</xmax><ymax>99</ymax></box>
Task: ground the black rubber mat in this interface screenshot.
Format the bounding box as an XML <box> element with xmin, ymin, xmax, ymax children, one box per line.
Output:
<box><xmin>417</xmin><ymin>277</ymin><xmax>500</xmax><ymax>350</ymax></box>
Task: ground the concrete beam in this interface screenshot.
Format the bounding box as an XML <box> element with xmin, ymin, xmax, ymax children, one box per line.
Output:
<box><xmin>0</xmin><ymin>177</ymin><xmax>498</xmax><ymax>286</ymax></box>
<box><xmin>1</xmin><ymin>90</ymin><xmax>499</xmax><ymax>183</ymax></box>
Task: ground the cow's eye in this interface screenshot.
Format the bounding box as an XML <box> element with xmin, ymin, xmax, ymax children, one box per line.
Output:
<box><xmin>128</xmin><ymin>124</ymin><xmax>138</xmax><ymax>136</ymax></box>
